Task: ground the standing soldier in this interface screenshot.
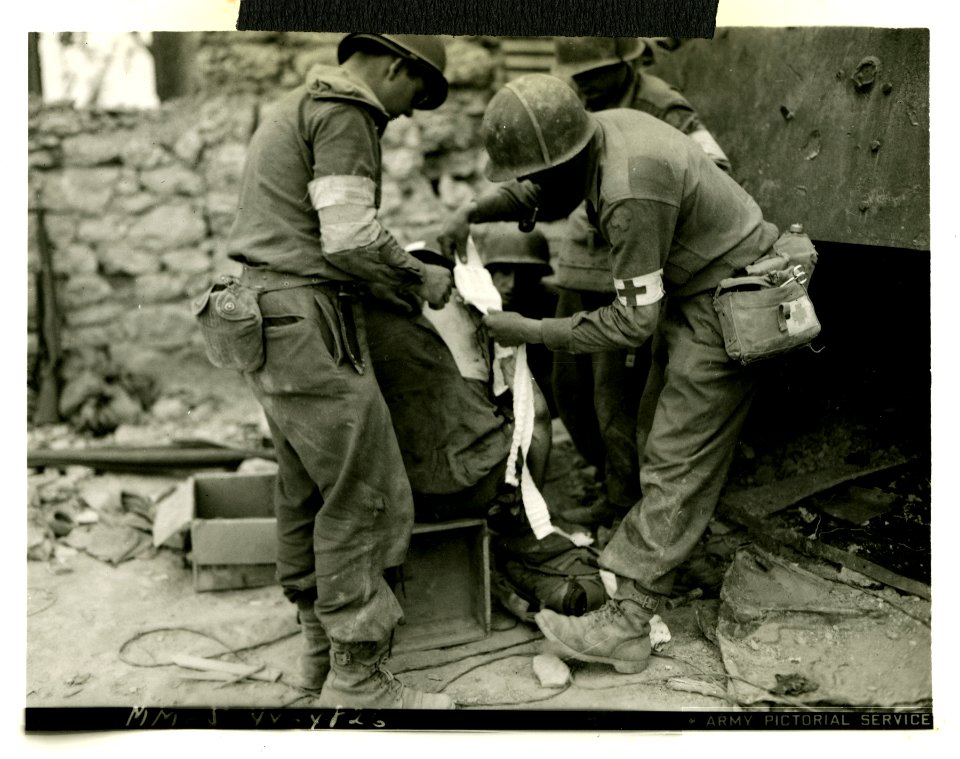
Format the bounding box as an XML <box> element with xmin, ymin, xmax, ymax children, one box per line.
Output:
<box><xmin>216</xmin><ymin>34</ymin><xmax>455</xmax><ymax>709</ymax></box>
<box><xmin>440</xmin><ymin>74</ymin><xmax>779</xmax><ymax>675</ymax></box>
<box><xmin>549</xmin><ymin>37</ymin><xmax>731</xmax><ymax>528</ymax></box>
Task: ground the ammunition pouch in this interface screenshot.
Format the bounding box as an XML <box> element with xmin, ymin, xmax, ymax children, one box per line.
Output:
<box><xmin>192</xmin><ymin>276</ymin><xmax>265</xmax><ymax>373</ymax></box>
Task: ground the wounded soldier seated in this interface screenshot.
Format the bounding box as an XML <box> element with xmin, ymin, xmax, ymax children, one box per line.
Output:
<box><xmin>361</xmin><ymin>236</ymin><xmax>553</xmax><ymax>525</ymax></box>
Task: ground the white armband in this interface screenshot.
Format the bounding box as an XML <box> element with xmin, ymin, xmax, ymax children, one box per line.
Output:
<box><xmin>613</xmin><ymin>269</ymin><xmax>665</xmax><ymax>307</ymax></box>
<box><xmin>309</xmin><ymin>175</ymin><xmax>383</xmax><ymax>253</ymax></box>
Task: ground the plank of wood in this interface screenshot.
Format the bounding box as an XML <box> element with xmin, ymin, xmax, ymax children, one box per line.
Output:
<box><xmin>725</xmin><ymin>510</ymin><xmax>931</xmax><ymax>601</ymax></box>
<box><xmin>171</xmin><ymin>654</ymin><xmax>281</xmax><ymax>682</ymax></box>
<box><xmin>718</xmin><ymin>459</ymin><xmax>910</xmax><ymax>519</ymax></box>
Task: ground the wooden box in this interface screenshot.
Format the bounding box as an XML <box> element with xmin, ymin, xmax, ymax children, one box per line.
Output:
<box><xmin>188</xmin><ymin>473</ymin><xmax>490</xmax><ymax>651</ymax></box>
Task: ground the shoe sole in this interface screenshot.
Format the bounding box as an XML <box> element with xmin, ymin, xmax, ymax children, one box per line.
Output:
<box><xmin>536</xmin><ymin>612</ymin><xmax>650</xmax><ymax>675</ymax></box>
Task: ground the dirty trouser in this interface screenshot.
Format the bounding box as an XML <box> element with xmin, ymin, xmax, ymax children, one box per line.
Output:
<box><xmin>599</xmin><ymin>291</ymin><xmax>758</xmax><ymax>596</ymax></box>
<box><xmin>244</xmin><ymin>285</ymin><xmax>413</xmax><ymax>643</ymax></box>
<box><xmin>362</xmin><ymin>301</ymin><xmax>513</xmax><ymax>509</ymax></box>
<box><xmin>551</xmin><ymin>288</ymin><xmax>651</xmax><ymax>509</ymax></box>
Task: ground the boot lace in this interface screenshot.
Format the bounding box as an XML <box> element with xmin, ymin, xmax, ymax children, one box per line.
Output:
<box><xmin>592</xmin><ymin>599</ymin><xmax>625</xmax><ymax>623</ymax></box>
<box><xmin>373</xmin><ymin>656</ymin><xmax>406</xmax><ymax>699</ymax></box>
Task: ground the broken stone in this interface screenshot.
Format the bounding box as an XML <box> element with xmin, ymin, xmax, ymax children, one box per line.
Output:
<box><xmin>123</xmin><ymin>304</ymin><xmax>198</xmax><ymax>348</ymax></box>
<box><xmin>53</xmin><ymin>243</ymin><xmax>99</xmax><ymax>276</ymax></box>
<box><xmin>141</xmin><ymin>164</ymin><xmax>205</xmax><ymax>196</ymax></box>
<box><xmin>151</xmin><ymin>396</ymin><xmax>189</xmax><ymax>421</ymax></box>
<box><xmin>161</xmin><ymin>247</ymin><xmax>212</xmax><ymax>274</ymax></box>
<box><xmin>203</xmin><ymin>142</ymin><xmax>248</xmax><ymax>191</ymax></box>
<box><xmin>205</xmin><ymin>191</ymin><xmax>239</xmax><ymax>236</ymax></box>
<box><xmin>40</xmin><ymin>167</ymin><xmax>120</xmax><ymax>215</ymax></box>
<box><xmin>28</xmin><ymin>521</ymin><xmax>54</xmax><ymax>562</ymax></box>
<box><xmin>291</xmin><ymin>48</ymin><xmax>336</xmax><ymax>78</ymax></box>
<box><xmin>173</xmin><ymin>129</ymin><xmax>205</xmax><ymax>167</ymax></box>
<box><xmin>60</xmin><ymin>132</ymin><xmax>124</xmax><ymax>166</ymax></box>
<box><xmin>78</xmin><ymin>478</ymin><xmax>123</xmax><ymax>514</ymax></box>
<box><xmin>65</xmin><ymin>522</ymin><xmax>151</xmax><ymax>564</ymax></box>
<box><xmin>444</xmin><ymin>38</ymin><xmax>496</xmax><ymax>88</ymax></box>
<box><xmin>237</xmin><ymin>458</ymin><xmax>279</xmax><ymax>474</ymax></box>
<box><xmin>60</xmin><ymin>273</ymin><xmax>113</xmax><ymax>310</ymax></box>
<box><xmin>114</xmin><ymin>168</ymin><xmax>141</xmax><ymax>196</ymax></box>
<box><xmin>113</xmin><ymin>192</ymin><xmax>160</xmax><ymax>215</ymax></box>
<box><xmin>65</xmin><ymin>302</ymin><xmax>127</xmax><ymax>328</ymax></box>
<box><xmin>61</xmin><ymin>324</ymin><xmax>124</xmax><ymax>350</ymax></box>
<box><xmin>76</xmin><ymin>214</ymin><xmax>132</xmax><ymax>245</ymax></box>
<box><xmin>43</xmin><ymin>214</ymin><xmax>78</xmax><ymax>249</ymax></box>
<box><xmin>119</xmin><ymin>135</ymin><xmax>169</xmax><ymax>170</ymax></box>
<box><xmin>532</xmin><ymin>653</ymin><xmax>571</xmax><ymax>688</ymax></box>
<box><xmin>29</xmin><ymin>150</ymin><xmax>58</xmax><ymax>169</ymax></box>
<box><xmin>134</xmin><ymin>272</ymin><xmax>189</xmax><ymax>303</ymax></box>
<box><xmin>382</xmin><ymin>148</ymin><xmax>423</xmax><ymax>180</ymax></box>
<box><xmin>58</xmin><ymin>371</ymin><xmax>104</xmax><ymax>418</ymax></box>
<box><xmin>127</xmin><ymin>204</ymin><xmax>208</xmax><ymax>251</ymax></box>
<box><xmin>33</xmin><ymin>107</ymin><xmax>86</xmax><ymax>136</ymax></box>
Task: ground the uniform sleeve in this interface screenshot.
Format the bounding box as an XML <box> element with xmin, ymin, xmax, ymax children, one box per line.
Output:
<box><xmin>539</xmin><ymin>198</ymin><xmax>675</xmax><ymax>352</ymax></box>
<box><xmin>470</xmin><ymin>180</ymin><xmax>542</xmax><ymax>224</ymax></box>
<box><xmin>307</xmin><ymin>104</ymin><xmax>424</xmax><ymax>288</ymax></box>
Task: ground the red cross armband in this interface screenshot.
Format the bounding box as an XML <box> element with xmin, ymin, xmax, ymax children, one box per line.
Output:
<box><xmin>613</xmin><ymin>269</ymin><xmax>665</xmax><ymax>307</ymax></box>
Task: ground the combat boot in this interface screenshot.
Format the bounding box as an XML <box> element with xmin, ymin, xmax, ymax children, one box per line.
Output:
<box><xmin>293</xmin><ymin>599</ymin><xmax>331</xmax><ymax>691</ymax></box>
<box><xmin>535</xmin><ymin>598</ymin><xmax>654</xmax><ymax>674</ymax></box>
<box><xmin>318</xmin><ymin>640</ymin><xmax>456</xmax><ymax>709</ymax></box>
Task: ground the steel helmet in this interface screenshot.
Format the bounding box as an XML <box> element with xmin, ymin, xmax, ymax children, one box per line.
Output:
<box><xmin>481</xmin><ymin>74</ymin><xmax>596</xmax><ymax>182</ymax></box>
<box><xmin>476</xmin><ymin>224</ymin><xmax>552</xmax><ymax>276</ymax></box>
<box><xmin>338</xmin><ymin>33</ymin><xmax>448</xmax><ymax>110</ymax></box>
<box><xmin>552</xmin><ymin>37</ymin><xmax>645</xmax><ymax>80</ymax></box>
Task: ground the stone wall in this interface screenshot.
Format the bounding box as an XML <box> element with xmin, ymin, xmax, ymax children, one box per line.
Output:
<box><xmin>27</xmin><ymin>33</ymin><xmax>503</xmax><ymax>429</ymax></box>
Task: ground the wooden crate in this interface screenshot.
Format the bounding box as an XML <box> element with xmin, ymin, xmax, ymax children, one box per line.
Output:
<box><xmin>188</xmin><ymin>473</ymin><xmax>491</xmax><ymax>650</ymax></box>
<box><xmin>392</xmin><ymin>519</ymin><xmax>491</xmax><ymax>653</ymax></box>
<box><xmin>189</xmin><ymin>472</ymin><xmax>277</xmax><ymax>592</ymax></box>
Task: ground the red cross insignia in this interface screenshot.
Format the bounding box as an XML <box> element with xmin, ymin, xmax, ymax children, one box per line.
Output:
<box><xmin>613</xmin><ymin>269</ymin><xmax>665</xmax><ymax>307</ymax></box>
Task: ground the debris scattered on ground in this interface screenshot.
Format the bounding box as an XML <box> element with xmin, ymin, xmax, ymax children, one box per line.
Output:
<box><xmin>666</xmin><ymin>676</ymin><xmax>728</xmax><ymax>700</ymax></box>
<box><xmin>717</xmin><ymin>545</ymin><xmax>931</xmax><ymax>707</ymax></box>
<box><xmin>816</xmin><ymin>485</ymin><xmax>898</xmax><ymax>524</ymax></box>
<box><xmin>532</xmin><ymin>653</ymin><xmax>571</xmax><ymax>687</ymax></box>
<box><xmin>65</xmin><ymin>522</ymin><xmax>153</xmax><ymax>564</ymax></box>
<box><xmin>172</xmin><ymin>654</ymin><xmax>281</xmax><ymax>684</ymax></box>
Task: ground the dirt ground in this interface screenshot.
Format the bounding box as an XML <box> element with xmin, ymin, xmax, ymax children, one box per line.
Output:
<box><xmin>24</xmin><ymin>393</ymin><xmax>734</xmax><ymax>716</ymax></box>
<box><xmin>23</xmin><ymin>370</ymin><xmax>933</xmax><ymax>723</ymax></box>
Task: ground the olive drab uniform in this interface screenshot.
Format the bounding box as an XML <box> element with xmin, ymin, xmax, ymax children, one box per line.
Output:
<box><xmin>553</xmin><ymin>70</ymin><xmax>731</xmax><ymax>511</ymax></box>
<box><xmin>475</xmin><ymin>108</ymin><xmax>778</xmax><ymax>597</ymax></box>
<box><xmin>226</xmin><ymin>65</ymin><xmax>430</xmax><ymax>643</ymax></box>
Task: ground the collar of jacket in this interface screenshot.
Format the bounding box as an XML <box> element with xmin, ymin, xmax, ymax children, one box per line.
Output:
<box><xmin>304</xmin><ymin>64</ymin><xmax>391</xmax><ymax>126</ymax></box>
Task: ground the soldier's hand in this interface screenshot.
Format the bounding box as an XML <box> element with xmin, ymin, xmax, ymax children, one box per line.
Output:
<box><xmin>438</xmin><ymin>204</ymin><xmax>473</xmax><ymax>263</ymax></box>
<box><xmin>482</xmin><ymin>310</ymin><xmax>542</xmax><ymax>346</ymax></box>
<box><xmin>414</xmin><ymin>263</ymin><xmax>454</xmax><ymax>309</ymax></box>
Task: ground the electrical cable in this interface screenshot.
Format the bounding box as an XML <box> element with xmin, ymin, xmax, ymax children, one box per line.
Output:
<box><xmin>391</xmin><ymin>635</ymin><xmax>543</xmax><ymax>674</ymax></box>
<box><xmin>117</xmin><ymin>625</ymin><xmax>297</xmax><ymax>668</ymax></box>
